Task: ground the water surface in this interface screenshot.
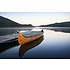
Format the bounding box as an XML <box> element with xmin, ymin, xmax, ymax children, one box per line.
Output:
<box><xmin>0</xmin><ymin>27</ymin><xmax>70</xmax><ymax>59</ymax></box>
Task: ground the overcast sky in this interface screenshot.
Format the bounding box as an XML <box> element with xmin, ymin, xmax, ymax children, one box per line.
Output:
<box><xmin>0</xmin><ymin>12</ymin><xmax>70</xmax><ymax>26</ymax></box>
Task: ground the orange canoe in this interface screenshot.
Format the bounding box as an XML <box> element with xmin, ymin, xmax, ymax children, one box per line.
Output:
<box><xmin>19</xmin><ymin>36</ymin><xmax>44</xmax><ymax>57</ymax></box>
<box><xmin>18</xmin><ymin>30</ymin><xmax>44</xmax><ymax>45</ymax></box>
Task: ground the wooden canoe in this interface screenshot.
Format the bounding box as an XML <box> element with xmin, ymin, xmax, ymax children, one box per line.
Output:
<box><xmin>19</xmin><ymin>36</ymin><xmax>44</xmax><ymax>57</ymax></box>
<box><xmin>18</xmin><ymin>30</ymin><xmax>44</xmax><ymax>45</ymax></box>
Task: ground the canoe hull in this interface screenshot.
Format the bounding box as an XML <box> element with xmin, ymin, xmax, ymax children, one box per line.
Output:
<box><xmin>18</xmin><ymin>33</ymin><xmax>43</xmax><ymax>45</ymax></box>
<box><xmin>19</xmin><ymin>36</ymin><xmax>44</xmax><ymax>57</ymax></box>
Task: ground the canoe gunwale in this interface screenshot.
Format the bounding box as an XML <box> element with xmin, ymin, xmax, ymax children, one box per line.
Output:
<box><xmin>22</xmin><ymin>32</ymin><xmax>43</xmax><ymax>38</ymax></box>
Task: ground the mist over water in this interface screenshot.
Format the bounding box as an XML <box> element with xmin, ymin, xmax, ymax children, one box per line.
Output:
<box><xmin>0</xmin><ymin>27</ymin><xmax>33</xmax><ymax>36</ymax></box>
<box><xmin>0</xmin><ymin>27</ymin><xmax>70</xmax><ymax>58</ymax></box>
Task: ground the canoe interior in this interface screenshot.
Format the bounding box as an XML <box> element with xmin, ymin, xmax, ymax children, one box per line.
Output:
<box><xmin>22</xmin><ymin>31</ymin><xmax>43</xmax><ymax>38</ymax></box>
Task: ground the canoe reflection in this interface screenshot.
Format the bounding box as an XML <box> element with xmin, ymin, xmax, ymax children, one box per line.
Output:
<box><xmin>19</xmin><ymin>36</ymin><xmax>44</xmax><ymax>57</ymax></box>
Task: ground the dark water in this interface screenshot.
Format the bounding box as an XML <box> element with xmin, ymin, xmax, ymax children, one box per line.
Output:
<box><xmin>0</xmin><ymin>27</ymin><xmax>70</xmax><ymax>59</ymax></box>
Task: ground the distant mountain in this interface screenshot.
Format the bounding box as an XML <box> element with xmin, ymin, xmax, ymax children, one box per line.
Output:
<box><xmin>39</xmin><ymin>21</ymin><xmax>70</xmax><ymax>27</ymax></box>
<box><xmin>0</xmin><ymin>16</ymin><xmax>34</xmax><ymax>27</ymax></box>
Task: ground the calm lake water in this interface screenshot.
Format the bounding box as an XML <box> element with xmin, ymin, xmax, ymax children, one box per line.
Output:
<box><xmin>0</xmin><ymin>27</ymin><xmax>70</xmax><ymax>59</ymax></box>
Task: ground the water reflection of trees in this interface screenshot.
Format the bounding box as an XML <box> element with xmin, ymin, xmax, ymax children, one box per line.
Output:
<box><xmin>40</xmin><ymin>27</ymin><xmax>70</xmax><ymax>33</ymax></box>
<box><xmin>0</xmin><ymin>40</ymin><xmax>19</xmax><ymax>53</ymax></box>
<box><xmin>19</xmin><ymin>36</ymin><xmax>44</xmax><ymax>57</ymax></box>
